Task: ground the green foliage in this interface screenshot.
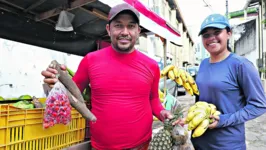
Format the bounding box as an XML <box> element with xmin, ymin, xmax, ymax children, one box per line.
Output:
<box><xmin>259</xmin><ymin>67</ymin><xmax>266</xmax><ymax>73</ymax></box>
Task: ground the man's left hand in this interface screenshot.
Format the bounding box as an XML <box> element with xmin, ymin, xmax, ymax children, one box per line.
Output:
<box><xmin>159</xmin><ymin>110</ymin><xmax>186</xmax><ymax>126</ymax></box>
<box><xmin>160</xmin><ymin>110</ymin><xmax>173</xmax><ymax>121</ymax></box>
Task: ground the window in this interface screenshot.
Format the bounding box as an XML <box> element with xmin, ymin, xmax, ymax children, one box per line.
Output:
<box><xmin>149</xmin><ymin>0</ymin><xmax>160</xmax><ymax>15</ymax></box>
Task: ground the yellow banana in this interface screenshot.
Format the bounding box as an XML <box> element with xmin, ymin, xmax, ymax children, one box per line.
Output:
<box><xmin>185</xmin><ymin>72</ymin><xmax>200</xmax><ymax>95</ymax></box>
<box><xmin>209</xmin><ymin>118</ymin><xmax>214</xmax><ymax>124</ymax></box>
<box><xmin>158</xmin><ymin>90</ymin><xmax>165</xmax><ymax>99</ymax></box>
<box><xmin>160</xmin><ymin>65</ymin><xmax>175</xmax><ymax>76</ymax></box>
<box><xmin>204</xmin><ymin>106</ymin><xmax>211</xmax><ymax>115</ymax></box>
<box><xmin>188</xmin><ymin>120</ymin><xmax>197</xmax><ymax>131</ymax></box>
<box><xmin>190</xmin><ymin>112</ymin><xmax>208</xmax><ymax>129</ymax></box>
<box><xmin>208</xmin><ymin>104</ymin><xmax>217</xmax><ymax>115</ymax></box>
<box><xmin>187</xmin><ymin>102</ymin><xmax>209</xmax><ymax>123</ymax></box>
<box><xmin>179</xmin><ymin>69</ymin><xmax>188</xmax><ymax>83</ymax></box>
<box><xmin>192</xmin><ymin>119</ymin><xmax>210</xmax><ymax>138</ymax></box>
<box><xmin>173</xmin><ymin>67</ymin><xmax>183</xmax><ymax>85</ymax></box>
<box><xmin>194</xmin><ymin>102</ymin><xmax>211</xmax><ymax>115</ymax></box>
<box><xmin>173</xmin><ymin>67</ymin><xmax>181</xmax><ymax>78</ymax></box>
<box><xmin>196</xmin><ymin>102</ymin><xmax>209</xmax><ymax>109</ymax></box>
<box><xmin>191</xmin><ymin>83</ymin><xmax>200</xmax><ymax>95</ymax></box>
<box><xmin>183</xmin><ymin>82</ymin><xmax>194</xmax><ymax>96</ymax></box>
<box><xmin>209</xmin><ymin>110</ymin><xmax>221</xmax><ymax>123</ymax></box>
<box><xmin>193</xmin><ymin>88</ymin><xmax>200</xmax><ymax>95</ymax></box>
<box><xmin>153</xmin><ymin>116</ymin><xmax>159</xmax><ymax>121</ymax></box>
<box><xmin>186</xmin><ymin>72</ymin><xmax>195</xmax><ymax>84</ymax></box>
<box><xmin>188</xmin><ymin>104</ymin><xmax>197</xmax><ymax>113</ymax></box>
<box><xmin>187</xmin><ymin>87</ymin><xmax>194</xmax><ymax>96</ymax></box>
<box><xmin>175</xmin><ymin>78</ymin><xmax>183</xmax><ymax>86</ymax></box>
<box><xmin>213</xmin><ymin>110</ymin><xmax>221</xmax><ymax>116</ymax></box>
<box><xmin>160</xmin><ymin>98</ymin><xmax>165</xmax><ymax>103</ymax></box>
<box><xmin>195</xmin><ymin>101</ymin><xmax>209</xmax><ymax>107</ymax></box>
<box><xmin>168</xmin><ymin>70</ymin><xmax>176</xmax><ymax>80</ymax></box>
<box><xmin>188</xmin><ymin>112</ymin><xmax>207</xmax><ymax>131</ymax></box>
<box><xmin>185</xmin><ymin>114</ymin><xmax>194</xmax><ymax>124</ymax></box>
<box><xmin>160</xmin><ymin>74</ymin><xmax>165</xmax><ymax>78</ymax></box>
<box><xmin>185</xmin><ymin>107</ymin><xmax>207</xmax><ymax>123</ymax></box>
<box><xmin>194</xmin><ymin>107</ymin><xmax>209</xmax><ymax>115</ymax></box>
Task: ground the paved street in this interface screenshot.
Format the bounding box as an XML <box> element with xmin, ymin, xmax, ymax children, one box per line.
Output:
<box><xmin>245</xmin><ymin>113</ymin><xmax>266</xmax><ymax>150</ymax></box>
<box><xmin>153</xmin><ymin>94</ymin><xmax>266</xmax><ymax>150</ymax></box>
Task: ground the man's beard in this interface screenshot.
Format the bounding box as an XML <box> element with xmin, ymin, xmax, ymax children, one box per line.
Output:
<box><xmin>113</xmin><ymin>42</ymin><xmax>134</xmax><ymax>52</ymax></box>
<box><xmin>113</xmin><ymin>36</ymin><xmax>134</xmax><ymax>53</ymax></box>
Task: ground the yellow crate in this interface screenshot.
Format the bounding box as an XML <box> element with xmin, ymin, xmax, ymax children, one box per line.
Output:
<box><xmin>0</xmin><ymin>104</ymin><xmax>86</xmax><ymax>150</ymax></box>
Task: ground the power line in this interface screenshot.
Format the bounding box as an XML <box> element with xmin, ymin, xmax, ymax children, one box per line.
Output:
<box><xmin>202</xmin><ymin>0</ymin><xmax>214</xmax><ymax>12</ymax></box>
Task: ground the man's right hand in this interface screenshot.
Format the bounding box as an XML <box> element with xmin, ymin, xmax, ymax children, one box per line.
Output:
<box><xmin>41</xmin><ymin>64</ymin><xmax>67</xmax><ymax>87</ymax></box>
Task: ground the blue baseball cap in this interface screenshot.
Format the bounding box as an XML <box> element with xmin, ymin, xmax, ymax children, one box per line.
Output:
<box><xmin>198</xmin><ymin>14</ymin><xmax>231</xmax><ymax>36</ymax></box>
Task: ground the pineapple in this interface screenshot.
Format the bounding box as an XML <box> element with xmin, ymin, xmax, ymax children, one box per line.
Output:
<box><xmin>149</xmin><ymin>129</ymin><xmax>172</xmax><ymax>150</ymax></box>
<box><xmin>149</xmin><ymin>101</ymin><xmax>188</xmax><ymax>150</ymax></box>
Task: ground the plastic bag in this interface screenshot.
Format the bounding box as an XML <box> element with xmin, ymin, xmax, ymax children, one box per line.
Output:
<box><xmin>43</xmin><ymin>82</ymin><xmax>72</xmax><ymax>129</ymax></box>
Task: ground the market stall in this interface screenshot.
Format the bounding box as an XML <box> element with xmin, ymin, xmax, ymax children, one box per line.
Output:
<box><xmin>0</xmin><ymin>0</ymin><xmax>181</xmax><ymax>56</ymax></box>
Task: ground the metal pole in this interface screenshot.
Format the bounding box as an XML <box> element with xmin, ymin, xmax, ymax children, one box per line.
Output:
<box><xmin>226</xmin><ymin>0</ymin><xmax>228</xmax><ymax>18</ymax></box>
<box><xmin>163</xmin><ymin>40</ymin><xmax>167</xmax><ymax>94</ymax></box>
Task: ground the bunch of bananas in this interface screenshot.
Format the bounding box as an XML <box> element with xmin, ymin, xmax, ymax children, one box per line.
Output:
<box><xmin>160</xmin><ymin>65</ymin><xmax>199</xmax><ymax>96</ymax></box>
<box><xmin>185</xmin><ymin>101</ymin><xmax>221</xmax><ymax>138</ymax></box>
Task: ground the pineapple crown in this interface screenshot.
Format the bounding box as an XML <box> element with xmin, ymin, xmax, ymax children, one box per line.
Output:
<box><xmin>170</xmin><ymin>101</ymin><xmax>184</xmax><ymax>119</ymax></box>
<box><xmin>164</xmin><ymin>101</ymin><xmax>184</xmax><ymax>131</ymax></box>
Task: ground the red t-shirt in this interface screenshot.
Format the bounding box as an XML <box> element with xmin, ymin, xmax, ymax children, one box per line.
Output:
<box><xmin>72</xmin><ymin>46</ymin><xmax>164</xmax><ymax>149</ymax></box>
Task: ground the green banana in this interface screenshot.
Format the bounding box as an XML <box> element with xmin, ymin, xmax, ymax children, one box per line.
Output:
<box><xmin>13</xmin><ymin>101</ymin><xmax>34</xmax><ymax>109</ymax></box>
<box><xmin>18</xmin><ymin>95</ymin><xmax>32</xmax><ymax>100</ymax></box>
<box><xmin>0</xmin><ymin>96</ymin><xmax>4</xmax><ymax>101</ymax></box>
<box><xmin>66</xmin><ymin>67</ymin><xmax>75</xmax><ymax>77</ymax></box>
<box><xmin>6</xmin><ymin>97</ymin><xmax>19</xmax><ymax>100</ymax></box>
<box><xmin>65</xmin><ymin>67</ymin><xmax>92</xmax><ymax>102</ymax></box>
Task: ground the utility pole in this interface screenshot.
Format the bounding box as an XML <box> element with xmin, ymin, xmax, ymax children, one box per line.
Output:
<box><xmin>226</xmin><ymin>0</ymin><xmax>228</xmax><ymax>18</ymax></box>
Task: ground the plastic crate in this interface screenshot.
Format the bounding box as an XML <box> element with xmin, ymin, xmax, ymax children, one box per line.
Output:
<box><xmin>0</xmin><ymin>104</ymin><xmax>85</xmax><ymax>150</ymax></box>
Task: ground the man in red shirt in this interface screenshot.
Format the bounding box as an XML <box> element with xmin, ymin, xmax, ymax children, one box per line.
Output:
<box><xmin>42</xmin><ymin>3</ymin><xmax>175</xmax><ymax>150</ymax></box>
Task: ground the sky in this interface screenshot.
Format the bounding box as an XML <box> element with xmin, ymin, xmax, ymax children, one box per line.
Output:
<box><xmin>177</xmin><ymin>0</ymin><xmax>248</xmax><ymax>42</ymax></box>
